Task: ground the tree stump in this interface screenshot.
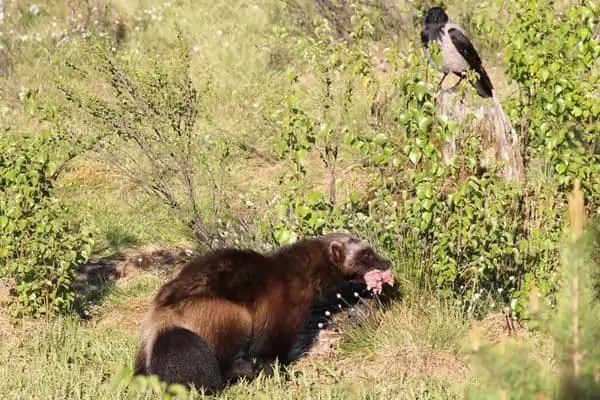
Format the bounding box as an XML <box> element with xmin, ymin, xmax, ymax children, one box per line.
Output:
<box><xmin>437</xmin><ymin>89</ymin><xmax>525</xmax><ymax>183</ymax></box>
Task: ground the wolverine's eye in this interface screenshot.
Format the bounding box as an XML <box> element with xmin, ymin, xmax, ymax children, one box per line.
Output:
<box><xmin>360</xmin><ymin>250</ymin><xmax>374</xmax><ymax>260</ymax></box>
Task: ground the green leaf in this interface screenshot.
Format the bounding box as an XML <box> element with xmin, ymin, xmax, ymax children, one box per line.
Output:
<box><xmin>408</xmin><ymin>148</ymin><xmax>422</xmax><ymax>165</ymax></box>
<box><xmin>373</xmin><ymin>133</ymin><xmax>388</xmax><ymax>146</ymax></box>
<box><xmin>296</xmin><ymin>205</ymin><xmax>312</xmax><ymax>219</ymax></box>
<box><xmin>421</xmin><ymin>198</ymin><xmax>434</xmax><ymax>211</ymax></box>
<box><xmin>421</xmin><ymin>211</ymin><xmax>433</xmax><ymax>229</ymax></box>
<box><xmin>308</xmin><ymin>191</ymin><xmax>326</xmax><ymax>203</ymax></box>
<box><xmin>296</xmin><ymin>149</ymin><xmax>309</xmax><ymax>164</ymax></box>
<box><xmin>418</xmin><ymin>117</ymin><xmax>432</xmax><ymax>134</ymax></box>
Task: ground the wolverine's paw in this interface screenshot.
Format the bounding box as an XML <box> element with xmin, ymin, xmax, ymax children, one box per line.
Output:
<box><xmin>250</xmin><ymin>360</ymin><xmax>275</xmax><ymax>378</ymax></box>
<box><xmin>223</xmin><ymin>358</ymin><xmax>255</xmax><ymax>384</ymax></box>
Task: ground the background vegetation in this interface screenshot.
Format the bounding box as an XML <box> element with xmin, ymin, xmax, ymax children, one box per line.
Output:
<box><xmin>0</xmin><ymin>0</ymin><xmax>599</xmax><ymax>398</ymax></box>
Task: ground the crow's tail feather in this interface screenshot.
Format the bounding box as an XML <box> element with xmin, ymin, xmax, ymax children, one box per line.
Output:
<box><xmin>472</xmin><ymin>66</ymin><xmax>493</xmax><ymax>98</ymax></box>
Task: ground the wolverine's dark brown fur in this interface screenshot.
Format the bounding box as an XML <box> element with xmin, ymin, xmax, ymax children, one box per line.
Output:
<box><xmin>134</xmin><ymin>233</ymin><xmax>392</xmax><ymax>392</ymax></box>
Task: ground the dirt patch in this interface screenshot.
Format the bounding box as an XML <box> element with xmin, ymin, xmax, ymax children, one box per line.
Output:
<box><xmin>475</xmin><ymin>312</ymin><xmax>528</xmax><ymax>344</ymax></box>
<box><xmin>74</xmin><ymin>244</ymin><xmax>194</xmax><ymax>299</ymax></box>
<box><xmin>113</xmin><ymin>244</ymin><xmax>195</xmax><ymax>279</ymax></box>
<box><xmin>61</xmin><ymin>158</ymin><xmax>118</xmax><ymax>188</ymax></box>
<box><xmin>94</xmin><ymin>292</ymin><xmax>154</xmax><ymax>332</ymax></box>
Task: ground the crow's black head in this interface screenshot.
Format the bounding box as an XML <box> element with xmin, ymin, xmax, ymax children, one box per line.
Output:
<box><xmin>424</xmin><ymin>6</ymin><xmax>449</xmax><ymax>25</ymax></box>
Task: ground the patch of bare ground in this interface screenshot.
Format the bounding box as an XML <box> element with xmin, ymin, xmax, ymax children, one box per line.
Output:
<box><xmin>74</xmin><ymin>244</ymin><xmax>194</xmax><ymax>296</ymax></box>
<box><xmin>475</xmin><ymin>312</ymin><xmax>528</xmax><ymax>344</ymax></box>
<box><xmin>93</xmin><ymin>290</ymin><xmax>154</xmax><ymax>332</ymax></box>
<box><xmin>472</xmin><ymin>312</ymin><xmax>557</xmax><ymax>375</ymax></box>
<box><xmin>113</xmin><ymin>244</ymin><xmax>196</xmax><ymax>279</ymax></box>
<box><xmin>60</xmin><ymin>157</ymin><xmax>120</xmax><ymax>189</ymax></box>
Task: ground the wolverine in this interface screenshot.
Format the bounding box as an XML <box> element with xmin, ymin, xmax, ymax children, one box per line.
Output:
<box><xmin>133</xmin><ymin>233</ymin><xmax>395</xmax><ymax>393</ymax></box>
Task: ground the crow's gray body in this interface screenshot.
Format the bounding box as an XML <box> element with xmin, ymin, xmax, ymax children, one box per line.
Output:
<box><xmin>421</xmin><ymin>7</ymin><xmax>494</xmax><ymax>98</ymax></box>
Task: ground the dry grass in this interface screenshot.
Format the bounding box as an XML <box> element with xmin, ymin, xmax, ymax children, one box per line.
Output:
<box><xmin>0</xmin><ymin>270</ymin><xmax>470</xmax><ymax>399</ymax></box>
<box><xmin>60</xmin><ymin>157</ymin><xmax>121</xmax><ymax>190</ymax></box>
<box><xmin>337</xmin><ymin>335</ymin><xmax>470</xmax><ymax>384</ymax></box>
<box><xmin>94</xmin><ymin>290</ymin><xmax>153</xmax><ymax>332</ymax></box>
<box><xmin>0</xmin><ymin>280</ymin><xmax>14</xmax><ymax>338</ymax></box>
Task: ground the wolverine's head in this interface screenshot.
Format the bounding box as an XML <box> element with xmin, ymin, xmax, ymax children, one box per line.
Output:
<box><xmin>325</xmin><ymin>233</ymin><xmax>394</xmax><ymax>294</ymax></box>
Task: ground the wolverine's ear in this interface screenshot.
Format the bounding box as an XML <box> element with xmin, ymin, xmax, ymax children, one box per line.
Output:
<box><xmin>328</xmin><ymin>241</ymin><xmax>345</xmax><ymax>265</ymax></box>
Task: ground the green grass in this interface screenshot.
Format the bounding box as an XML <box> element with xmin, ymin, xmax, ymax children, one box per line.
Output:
<box><xmin>0</xmin><ymin>316</ymin><xmax>137</xmax><ymax>399</ymax></box>
<box><xmin>0</xmin><ymin>274</ymin><xmax>478</xmax><ymax>399</ymax></box>
<box><xmin>57</xmin><ymin>157</ymin><xmax>199</xmax><ymax>258</ymax></box>
<box><xmin>3</xmin><ymin>268</ymin><xmax>474</xmax><ymax>399</ymax></box>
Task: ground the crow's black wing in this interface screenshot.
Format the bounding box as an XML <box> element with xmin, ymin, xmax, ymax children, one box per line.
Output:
<box><xmin>447</xmin><ymin>27</ymin><xmax>482</xmax><ymax>69</ymax></box>
<box><xmin>448</xmin><ymin>26</ymin><xmax>493</xmax><ymax>97</ymax></box>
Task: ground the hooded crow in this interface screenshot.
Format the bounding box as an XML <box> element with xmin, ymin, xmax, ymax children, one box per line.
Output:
<box><xmin>421</xmin><ymin>6</ymin><xmax>494</xmax><ymax>98</ymax></box>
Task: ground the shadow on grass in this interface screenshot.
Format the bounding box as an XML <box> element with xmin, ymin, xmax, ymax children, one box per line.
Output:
<box><xmin>288</xmin><ymin>279</ymin><xmax>402</xmax><ymax>362</ymax></box>
<box><xmin>72</xmin><ymin>223</ymin><xmax>143</xmax><ymax>318</ymax></box>
<box><xmin>72</xmin><ymin>242</ymin><xmax>193</xmax><ymax>320</ymax></box>
<box><xmin>72</xmin><ymin>257</ymin><xmax>119</xmax><ymax>320</ymax></box>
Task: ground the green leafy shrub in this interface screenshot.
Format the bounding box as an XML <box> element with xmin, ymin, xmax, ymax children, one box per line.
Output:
<box><xmin>466</xmin><ymin>181</ymin><xmax>600</xmax><ymax>399</ymax></box>
<box><xmin>49</xmin><ymin>31</ymin><xmax>260</xmax><ymax>251</ymax></box>
<box><xmin>261</xmin><ymin>0</ymin><xmax>598</xmax><ymax>321</ymax></box>
<box><xmin>0</xmin><ymin>132</ymin><xmax>93</xmax><ymax>318</ymax></box>
<box><xmin>502</xmin><ymin>0</ymin><xmax>600</xmax><ymax>202</ymax></box>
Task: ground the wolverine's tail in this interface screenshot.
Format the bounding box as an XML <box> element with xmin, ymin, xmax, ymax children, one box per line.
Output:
<box><xmin>147</xmin><ymin>327</ymin><xmax>224</xmax><ymax>395</ymax></box>
<box><xmin>133</xmin><ymin>345</ymin><xmax>147</xmax><ymax>376</ymax></box>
